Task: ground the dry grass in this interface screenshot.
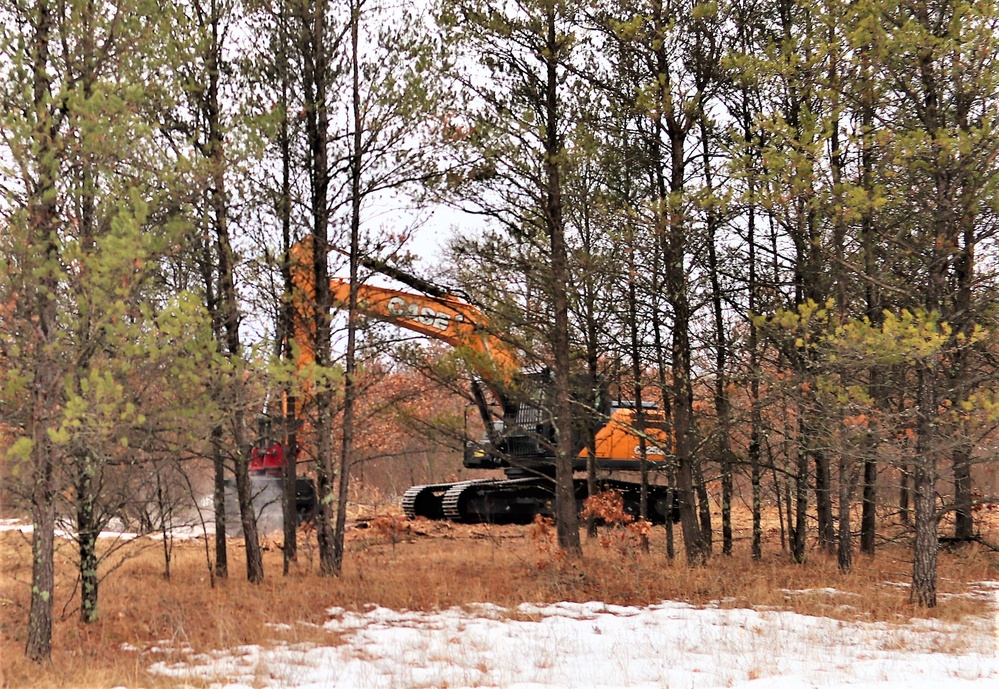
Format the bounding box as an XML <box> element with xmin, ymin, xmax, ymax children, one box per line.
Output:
<box><xmin>1</xmin><ymin>506</ymin><xmax>997</xmax><ymax>689</ymax></box>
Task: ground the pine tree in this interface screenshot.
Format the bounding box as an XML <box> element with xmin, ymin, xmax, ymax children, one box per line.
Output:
<box><xmin>438</xmin><ymin>0</ymin><xmax>586</xmax><ymax>556</ymax></box>
<box><xmin>0</xmin><ymin>0</ymin><xmax>211</xmax><ymax>655</ymax></box>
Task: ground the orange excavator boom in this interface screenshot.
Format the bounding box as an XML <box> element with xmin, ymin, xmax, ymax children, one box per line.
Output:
<box><xmin>328</xmin><ymin>279</ymin><xmax>518</xmax><ymax>387</ymax></box>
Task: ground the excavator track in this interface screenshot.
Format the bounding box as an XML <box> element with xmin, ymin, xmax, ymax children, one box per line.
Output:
<box><xmin>442</xmin><ymin>478</ymin><xmax>544</xmax><ymax>524</ymax></box>
<box><xmin>404</xmin><ymin>477</ymin><xmax>679</xmax><ymax>525</ymax></box>
<box><xmin>401</xmin><ymin>482</ymin><xmax>456</xmax><ymax>520</ymax></box>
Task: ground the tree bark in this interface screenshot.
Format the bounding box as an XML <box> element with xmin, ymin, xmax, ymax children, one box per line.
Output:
<box><xmin>651</xmin><ymin>0</ymin><xmax>706</xmax><ymax>566</ymax></box>
<box><xmin>276</xmin><ymin>0</ymin><xmax>298</xmax><ymax>575</ymax></box>
<box><xmin>859</xmin><ymin>454</ymin><xmax>877</xmax><ymax>555</ymax></box>
<box><xmin>212</xmin><ymin>425</ymin><xmax>228</xmax><ymax>580</ymax></box>
<box><xmin>693</xmin><ymin>458</ymin><xmax>713</xmax><ymax>552</ymax></box>
<box><xmin>331</xmin><ymin>0</ymin><xmax>363</xmax><ymax>576</ymax></box>
<box><xmin>651</xmin><ymin>258</ymin><xmax>675</xmax><ymax>561</ymax></box>
<box><xmin>911</xmin><ymin>459</ymin><xmax>937</xmax><ymax>607</ymax></box>
<box><xmin>25</xmin><ymin>0</ymin><xmax>59</xmax><ymax>660</ymax></box>
<box><xmin>212</xmin><ymin>111</ymin><xmax>263</xmax><ymax>583</ymax></box>
<box><xmin>741</xmin><ymin>75</ymin><xmax>763</xmax><ymax>562</ymax></box>
<box><xmin>702</xmin><ymin>120</ymin><xmax>732</xmax><ymax>556</ymax></box>
<box><xmin>952</xmin><ymin>439</ymin><xmax>973</xmax><ymax>541</ymax></box>
<box><xmin>627</xmin><ymin>231</ymin><xmax>649</xmax><ymax>522</ymax></box>
<box><xmin>25</xmin><ymin>243</ymin><xmax>58</xmax><ymax>660</ymax></box>
<box><xmin>298</xmin><ymin>0</ymin><xmax>338</xmax><ymax>576</ymax></box>
<box><xmin>792</xmin><ymin>440</ymin><xmax>809</xmax><ymax>564</ymax></box>
<box><xmin>195</xmin><ymin>0</ymin><xmax>263</xmax><ymax>583</ymax></box>
<box><xmin>26</xmin><ymin>489</ymin><xmax>56</xmax><ymax>661</ymax></box>
<box><xmin>858</xmin><ymin>36</ymin><xmax>880</xmax><ymax>557</ymax></box>
<box><xmin>912</xmin><ymin>365</ymin><xmax>939</xmax><ymax>608</ymax></box>
<box><xmin>814</xmin><ymin>448</ymin><xmax>835</xmax><ymax>553</ymax></box>
<box><xmin>899</xmin><ymin>464</ymin><xmax>911</xmax><ymax>527</ymax></box>
<box><xmin>281</xmin><ymin>403</ymin><xmax>299</xmax><ymax>574</ymax></box>
<box><xmin>542</xmin><ymin>4</ymin><xmax>581</xmax><ymax>557</ymax></box>
<box><xmin>837</xmin><ymin>452</ymin><xmax>854</xmax><ymax>573</ymax></box>
<box><xmin>580</xmin><ymin>197</ymin><xmax>601</xmax><ymax>540</ymax></box>
<box><xmin>76</xmin><ymin>451</ymin><xmax>100</xmax><ymax>621</ymax></box>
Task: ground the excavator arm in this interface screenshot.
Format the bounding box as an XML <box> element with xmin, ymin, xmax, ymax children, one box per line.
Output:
<box><xmin>327</xmin><ymin>279</ymin><xmax>519</xmax><ymax>387</ymax></box>
<box><xmin>288</xmin><ymin>239</ymin><xmax>517</xmax><ymax>444</ymax></box>
<box><xmin>289</xmin><ymin>239</ymin><xmax>516</xmax><ymax>381</ymax></box>
<box><xmin>328</xmin><ymin>279</ymin><xmax>520</xmax><ymax>445</ymax></box>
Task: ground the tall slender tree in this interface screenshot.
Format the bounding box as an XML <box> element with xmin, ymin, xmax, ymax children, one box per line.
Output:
<box><xmin>879</xmin><ymin>0</ymin><xmax>999</xmax><ymax>605</ymax></box>
<box><xmin>438</xmin><ymin>0</ymin><xmax>585</xmax><ymax>556</ymax></box>
<box><xmin>0</xmin><ymin>0</ymin><xmax>209</xmax><ymax>655</ymax></box>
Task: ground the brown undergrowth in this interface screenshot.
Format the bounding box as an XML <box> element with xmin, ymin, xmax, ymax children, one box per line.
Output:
<box><xmin>1</xmin><ymin>507</ymin><xmax>996</xmax><ymax>689</ymax></box>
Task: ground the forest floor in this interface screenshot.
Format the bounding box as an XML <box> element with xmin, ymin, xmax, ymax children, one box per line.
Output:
<box><xmin>0</xmin><ymin>504</ymin><xmax>996</xmax><ymax>688</ymax></box>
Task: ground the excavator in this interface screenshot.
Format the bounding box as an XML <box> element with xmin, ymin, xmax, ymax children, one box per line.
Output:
<box><xmin>291</xmin><ymin>242</ymin><xmax>678</xmax><ymax>524</ymax></box>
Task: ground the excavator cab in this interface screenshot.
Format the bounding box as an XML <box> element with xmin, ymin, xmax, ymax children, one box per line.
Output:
<box><xmin>461</xmin><ymin>380</ymin><xmax>548</xmax><ymax>471</ymax></box>
<box><xmin>462</xmin><ymin>370</ymin><xmax>610</xmax><ymax>475</ymax></box>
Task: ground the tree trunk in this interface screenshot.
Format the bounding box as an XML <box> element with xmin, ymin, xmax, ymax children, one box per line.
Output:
<box><xmin>665</xmin><ymin>483</ymin><xmax>675</xmax><ymax>560</ymax></box>
<box><xmin>26</xmin><ymin>496</ymin><xmax>56</xmax><ymax>661</ymax></box>
<box><xmin>651</xmin><ymin>231</ymin><xmax>673</xmax><ymax>561</ymax></box>
<box><xmin>668</xmin><ymin>226</ymin><xmax>706</xmax><ymax>565</ymax></box>
<box><xmin>952</xmin><ymin>436</ymin><xmax>974</xmax><ymax>541</ymax></box>
<box><xmin>792</xmin><ymin>440</ymin><xmax>809</xmax><ymax>563</ymax></box>
<box><xmin>281</xmin><ymin>403</ymin><xmax>299</xmax><ymax>574</ymax></box>
<box><xmin>911</xmin><ymin>459</ymin><xmax>937</xmax><ymax>607</ymax></box>
<box><xmin>827</xmin><ymin>31</ymin><xmax>850</xmax><ymax>568</ymax></box>
<box><xmin>899</xmin><ymin>464</ymin><xmax>911</xmax><ymax>526</ymax></box>
<box><xmin>77</xmin><ymin>451</ymin><xmax>100</xmax><ymax>621</ymax></box>
<box><xmin>693</xmin><ymin>458</ymin><xmax>712</xmax><ymax>552</ymax></box>
<box><xmin>299</xmin><ymin>0</ymin><xmax>338</xmax><ymax>576</ymax></box>
<box><xmin>584</xmin><ymin>321</ymin><xmax>599</xmax><ymax>540</ymax></box>
<box><xmin>212</xmin><ymin>425</ymin><xmax>228</xmax><ymax>580</ymax></box>
<box><xmin>73</xmin><ymin>4</ymin><xmax>102</xmax><ymax>620</ymax></box>
<box><xmin>860</xmin><ymin>453</ymin><xmax>877</xmax><ymax>555</ymax></box>
<box><xmin>332</xmin><ymin>0</ymin><xmax>363</xmax><ymax>576</ymax></box>
<box><xmin>911</xmin><ymin>360</ymin><xmax>939</xmax><ymax>607</ymax></box>
<box><xmin>579</xmin><ymin>176</ymin><xmax>601</xmax><ymax>541</ymax></box>
<box><xmin>216</xmin><ymin>185</ymin><xmax>262</xmax><ymax>584</ymax></box>
<box><xmin>543</xmin><ymin>5</ymin><xmax>581</xmax><ymax>557</ymax></box>
<box><xmin>156</xmin><ymin>467</ymin><xmax>173</xmax><ymax>581</ymax></box>
<box><xmin>231</xmin><ymin>433</ymin><xmax>263</xmax><ymax>583</ymax></box>
<box><xmin>814</xmin><ymin>449</ymin><xmax>835</xmax><ymax>553</ymax></box>
<box><xmin>743</xmin><ymin>85</ymin><xmax>763</xmax><ymax>562</ymax></box>
<box><xmin>702</xmin><ymin>120</ymin><xmax>731</xmax><ymax>556</ymax></box>
<box><xmin>783</xmin><ymin>470</ymin><xmax>793</xmax><ymax>553</ymax></box>
<box><xmin>859</xmin><ymin>38</ymin><xmax>880</xmax><ymax>557</ymax></box>
<box><xmin>199</xmin><ymin>0</ymin><xmax>262</xmax><ymax>583</ymax></box>
<box><xmin>277</xmin><ymin>0</ymin><xmax>298</xmax><ymax>576</ymax></box>
<box><xmin>627</xmin><ymin>232</ymin><xmax>649</xmax><ymax>522</ymax></box>
<box><xmin>26</xmin><ymin>364</ymin><xmax>57</xmax><ymax>659</ymax></box>
<box><xmin>773</xmin><ymin>460</ymin><xmax>786</xmax><ymax>552</ymax></box>
<box><xmin>24</xmin><ymin>0</ymin><xmax>59</xmax><ymax>662</ymax></box>
<box><xmin>837</xmin><ymin>452</ymin><xmax>854</xmax><ymax>573</ymax></box>
<box><xmin>778</xmin><ymin>0</ymin><xmax>828</xmax><ymax>562</ymax></box>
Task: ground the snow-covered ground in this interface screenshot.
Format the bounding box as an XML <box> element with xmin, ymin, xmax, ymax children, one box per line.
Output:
<box><xmin>0</xmin><ymin>518</ymin><xmax>30</xmax><ymax>534</ymax></box>
<box><xmin>0</xmin><ymin>479</ymin><xmax>290</xmax><ymax>540</ymax></box>
<box><xmin>5</xmin><ymin>517</ymin><xmax>996</xmax><ymax>687</ymax></box>
<box><xmin>0</xmin><ymin>516</ymin><xmax>207</xmax><ymax>541</ymax></box>
<box><xmin>145</xmin><ymin>592</ymin><xmax>997</xmax><ymax>689</ymax></box>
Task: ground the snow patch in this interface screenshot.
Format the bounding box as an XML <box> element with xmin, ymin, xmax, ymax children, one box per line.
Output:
<box><xmin>148</xmin><ymin>593</ymin><xmax>998</xmax><ymax>689</ymax></box>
